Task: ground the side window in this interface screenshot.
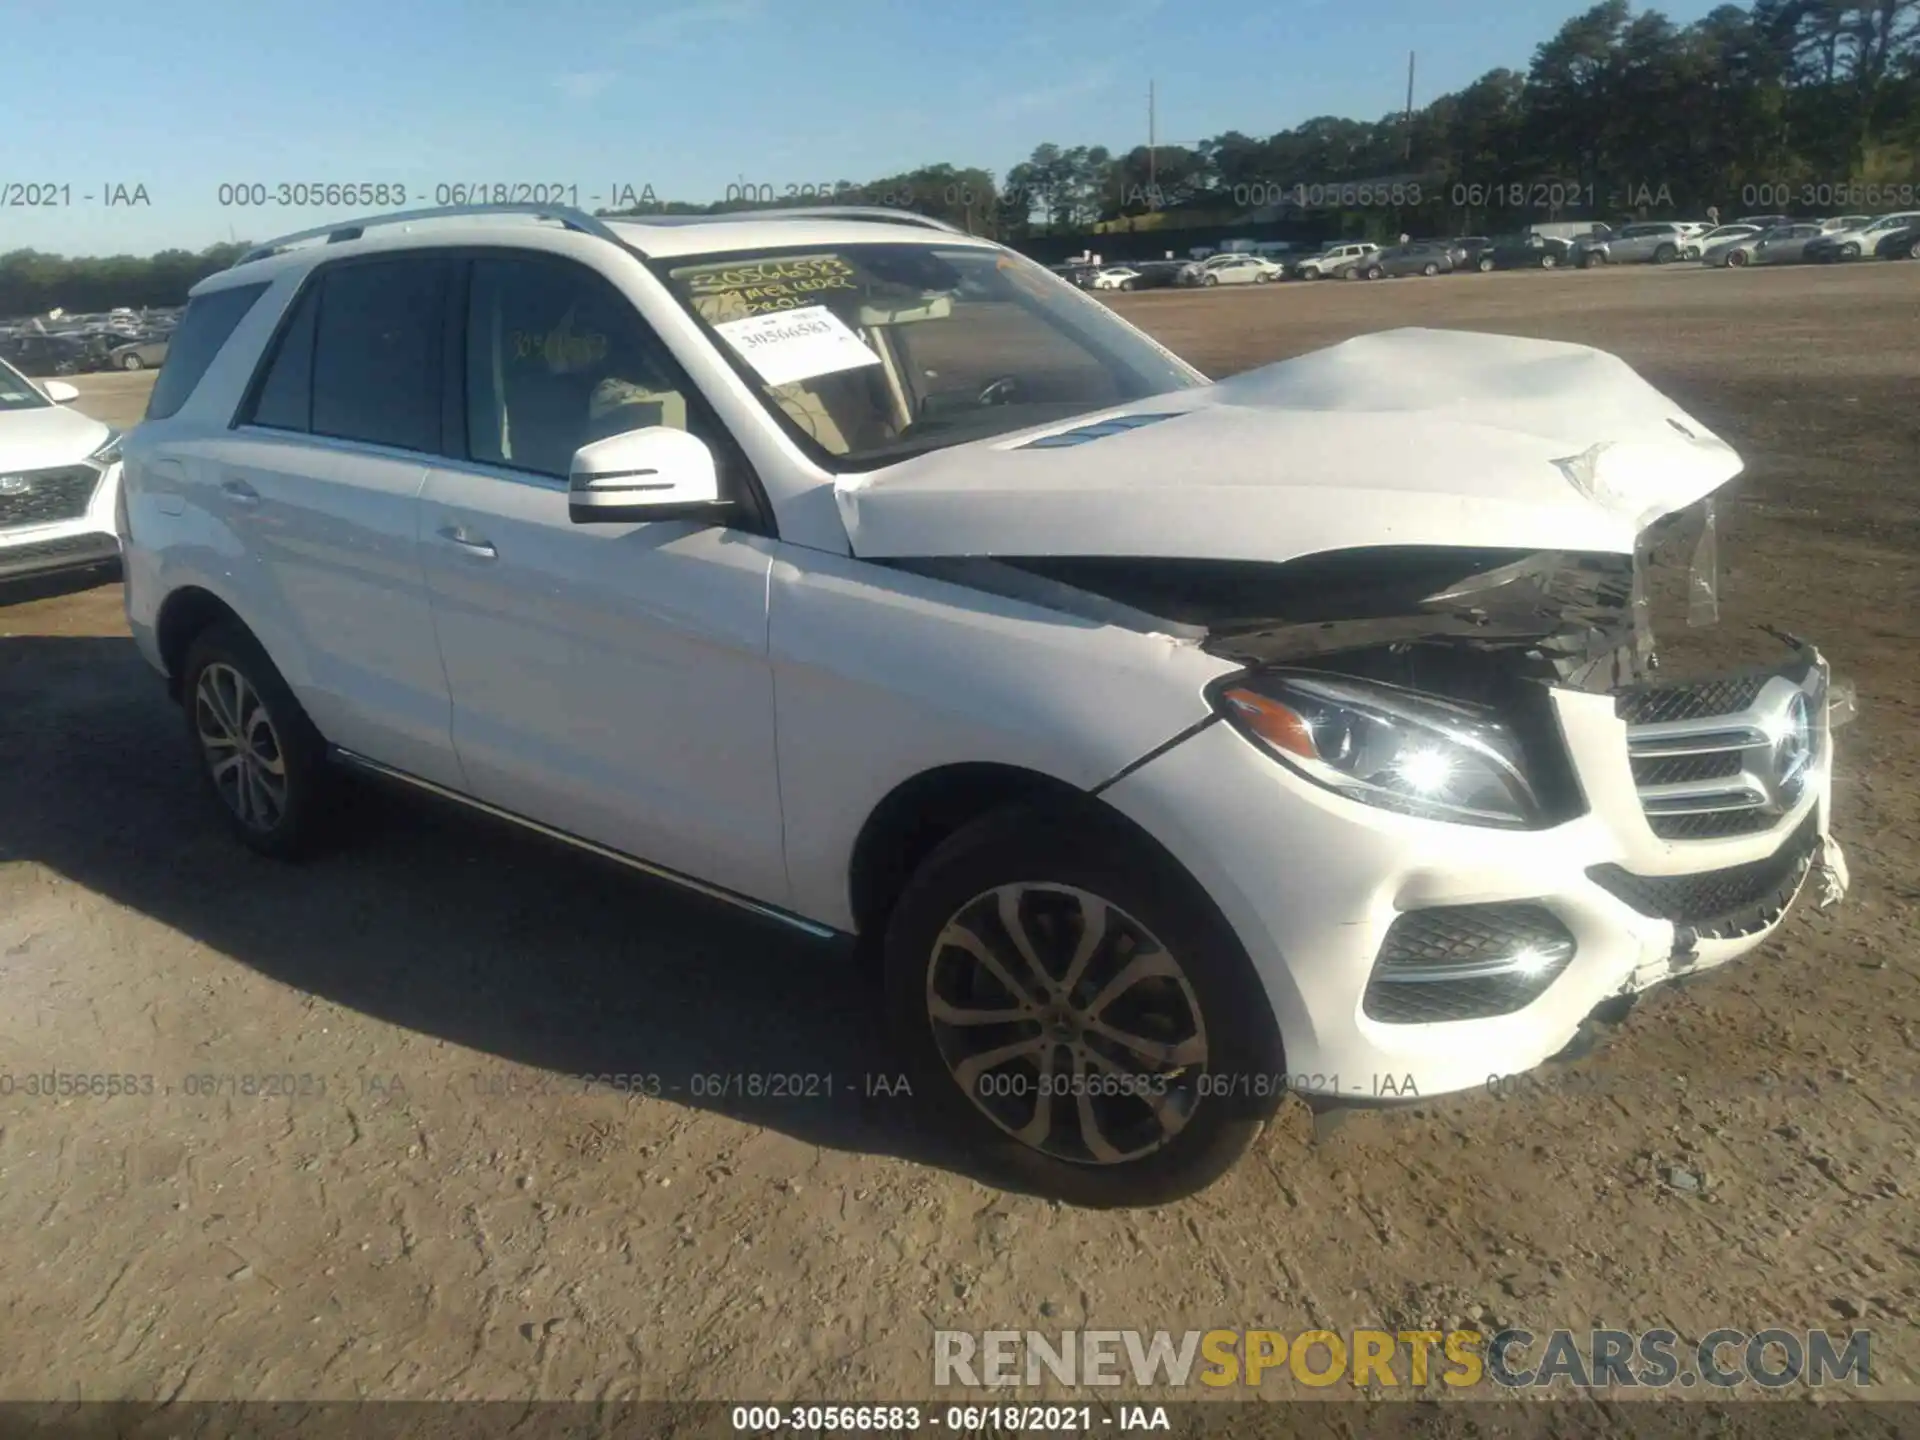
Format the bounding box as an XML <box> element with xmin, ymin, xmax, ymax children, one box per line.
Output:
<box><xmin>146</xmin><ymin>282</ymin><xmax>269</xmax><ymax>421</ymax></box>
<box><xmin>309</xmin><ymin>257</ymin><xmax>446</xmax><ymax>453</ymax></box>
<box><xmin>464</xmin><ymin>255</ymin><xmax>701</xmax><ymax>481</ymax></box>
<box><xmin>241</xmin><ymin>279</ymin><xmax>320</xmax><ymax>432</ymax></box>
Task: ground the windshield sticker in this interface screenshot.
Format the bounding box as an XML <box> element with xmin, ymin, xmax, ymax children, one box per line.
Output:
<box><xmin>712</xmin><ymin>305</ymin><xmax>882</xmax><ymax>387</ymax></box>
<box><xmin>676</xmin><ymin>255</ymin><xmax>861</xmax><ymax>318</ymax></box>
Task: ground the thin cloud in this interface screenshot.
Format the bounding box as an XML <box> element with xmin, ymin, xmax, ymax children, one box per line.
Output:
<box><xmin>997</xmin><ymin>64</ymin><xmax>1120</xmax><ymax>118</ymax></box>
<box><xmin>554</xmin><ymin>70</ymin><xmax>618</xmax><ymax>102</ymax></box>
<box><xmin>627</xmin><ymin>0</ymin><xmax>764</xmax><ymax>48</ymax></box>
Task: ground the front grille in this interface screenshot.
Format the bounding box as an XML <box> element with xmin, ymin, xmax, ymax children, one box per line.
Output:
<box><xmin>0</xmin><ymin>465</ymin><xmax>100</xmax><ymax>529</ymax></box>
<box><xmin>1618</xmin><ymin>662</ymin><xmax>1824</xmax><ymax>842</ymax></box>
<box><xmin>1630</xmin><ymin>751</ymin><xmax>1744</xmax><ymax>787</ymax></box>
<box><xmin>1587</xmin><ymin>812</ymin><xmax>1821</xmax><ymax>937</ymax></box>
<box><xmin>1364</xmin><ymin>903</ymin><xmax>1577</xmax><ymax>1024</ymax></box>
<box><xmin>1615</xmin><ymin>673</ymin><xmax>1768</xmax><ymax>725</ymax></box>
<box><xmin>1648</xmin><ymin>810</ymin><xmax>1779</xmax><ymax>841</ymax></box>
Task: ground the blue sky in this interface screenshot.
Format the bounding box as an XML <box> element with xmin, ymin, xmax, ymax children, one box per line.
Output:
<box><xmin>10</xmin><ymin>0</ymin><xmax>1724</xmax><ymax>256</ymax></box>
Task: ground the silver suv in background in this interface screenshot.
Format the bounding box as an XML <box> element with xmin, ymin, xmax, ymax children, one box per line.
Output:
<box><xmin>1572</xmin><ymin>223</ymin><xmax>1688</xmax><ymax>268</ymax></box>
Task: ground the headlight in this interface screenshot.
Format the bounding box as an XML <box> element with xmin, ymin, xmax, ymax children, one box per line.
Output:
<box><xmin>1213</xmin><ymin>672</ymin><xmax>1542</xmax><ymax>828</ymax></box>
<box><xmin>88</xmin><ymin>428</ymin><xmax>123</xmax><ymax>467</ymax></box>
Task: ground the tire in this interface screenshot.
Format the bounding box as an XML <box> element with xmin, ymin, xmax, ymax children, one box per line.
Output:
<box><xmin>1840</xmin><ymin>242</ymin><xmax>1860</xmax><ymax>259</ymax></box>
<box><xmin>1727</xmin><ymin>249</ymin><xmax>1749</xmax><ymax>267</ymax></box>
<box><xmin>120</xmin><ymin>353</ymin><xmax>143</xmax><ymax>371</ymax></box>
<box><xmin>1580</xmin><ymin>250</ymin><xmax>1604</xmax><ymax>268</ymax></box>
<box><xmin>1365</xmin><ymin>265</ymin><xmax>1384</xmax><ymax>280</ymax></box>
<box><xmin>179</xmin><ymin>619</ymin><xmax>338</xmax><ymax>860</ymax></box>
<box><xmin>1653</xmin><ymin>244</ymin><xmax>1676</xmax><ymax>264</ymax></box>
<box><xmin>1255</xmin><ymin>272</ymin><xmax>1272</xmax><ymax>283</ymax></box>
<box><xmin>1539</xmin><ymin>253</ymin><xmax>1557</xmax><ymax>270</ymax></box>
<box><xmin>1476</xmin><ymin>256</ymin><xmax>1493</xmax><ymax>272</ymax></box>
<box><xmin>880</xmin><ymin>802</ymin><xmax>1285</xmax><ymax>1208</ymax></box>
<box><xmin>1908</xmin><ymin>239</ymin><xmax>1920</xmax><ymax>260</ymax></box>
<box><xmin>1202</xmin><ymin>274</ymin><xmax>1218</xmax><ymax>287</ymax></box>
<box><xmin>1421</xmin><ymin>262</ymin><xmax>1439</xmax><ymax>276</ymax></box>
<box><xmin>1121</xmin><ymin>278</ymin><xmax>1137</xmax><ymax>291</ymax></box>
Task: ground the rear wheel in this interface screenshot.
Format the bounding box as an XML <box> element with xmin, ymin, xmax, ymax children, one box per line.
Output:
<box><xmin>1476</xmin><ymin>255</ymin><xmax>1494</xmax><ymax>272</ymax></box>
<box><xmin>1908</xmin><ymin>238</ymin><xmax>1920</xmax><ymax>260</ymax></box>
<box><xmin>1421</xmin><ymin>262</ymin><xmax>1439</xmax><ymax>276</ymax></box>
<box><xmin>1365</xmin><ymin>265</ymin><xmax>1384</xmax><ymax>280</ymax></box>
<box><xmin>1840</xmin><ymin>242</ymin><xmax>1860</xmax><ymax>259</ymax></box>
<box><xmin>1728</xmin><ymin>249</ymin><xmax>1750</xmax><ymax>267</ymax></box>
<box><xmin>1581</xmin><ymin>250</ymin><xmax>1605</xmax><ymax>268</ymax></box>
<box><xmin>1653</xmin><ymin>244</ymin><xmax>1677</xmax><ymax>264</ymax></box>
<box><xmin>881</xmin><ymin>804</ymin><xmax>1284</xmax><ymax>1208</ymax></box>
<box><xmin>1540</xmin><ymin>253</ymin><xmax>1558</xmax><ymax>270</ymax></box>
<box><xmin>180</xmin><ymin>620</ymin><xmax>338</xmax><ymax>860</ymax></box>
<box><xmin>120</xmin><ymin>353</ymin><xmax>144</xmax><ymax>371</ymax></box>
<box><xmin>1202</xmin><ymin>274</ymin><xmax>1218</xmax><ymax>287</ymax></box>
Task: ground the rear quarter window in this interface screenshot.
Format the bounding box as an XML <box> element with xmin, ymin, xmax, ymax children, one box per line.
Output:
<box><xmin>146</xmin><ymin>282</ymin><xmax>270</xmax><ymax>421</ymax></box>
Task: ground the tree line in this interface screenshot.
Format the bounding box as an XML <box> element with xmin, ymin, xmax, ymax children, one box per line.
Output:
<box><xmin>5</xmin><ymin>0</ymin><xmax>1915</xmax><ymax>314</ymax></box>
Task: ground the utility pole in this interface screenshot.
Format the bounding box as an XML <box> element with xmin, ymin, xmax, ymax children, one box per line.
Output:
<box><xmin>1404</xmin><ymin>52</ymin><xmax>1416</xmax><ymax>161</ymax></box>
<box><xmin>1148</xmin><ymin>80</ymin><xmax>1157</xmax><ymax>193</ymax></box>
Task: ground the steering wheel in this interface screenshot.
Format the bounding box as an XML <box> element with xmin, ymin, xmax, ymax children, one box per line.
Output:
<box><xmin>977</xmin><ymin>374</ymin><xmax>1022</xmax><ymax>407</ymax></box>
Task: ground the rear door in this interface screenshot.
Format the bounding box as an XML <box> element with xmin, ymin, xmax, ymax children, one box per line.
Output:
<box><xmin>220</xmin><ymin>254</ymin><xmax>462</xmax><ymax>788</ymax></box>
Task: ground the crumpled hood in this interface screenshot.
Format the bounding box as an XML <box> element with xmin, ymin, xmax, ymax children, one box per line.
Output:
<box><xmin>0</xmin><ymin>401</ymin><xmax>111</xmax><ymax>472</ymax></box>
<box><xmin>835</xmin><ymin>327</ymin><xmax>1742</xmax><ymax>563</ymax></box>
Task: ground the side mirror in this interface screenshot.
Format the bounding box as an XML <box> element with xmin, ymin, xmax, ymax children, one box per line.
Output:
<box><xmin>567</xmin><ymin>426</ymin><xmax>732</xmax><ymax>526</ymax></box>
<box><xmin>42</xmin><ymin>380</ymin><xmax>80</xmax><ymax>403</ymax></box>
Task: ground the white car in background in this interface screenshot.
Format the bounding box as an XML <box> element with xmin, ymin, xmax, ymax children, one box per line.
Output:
<box><xmin>1198</xmin><ymin>254</ymin><xmax>1284</xmax><ymax>286</ymax></box>
<box><xmin>1087</xmin><ymin>266</ymin><xmax>1145</xmax><ymax>291</ymax></box>
<box><xmin>1290</xmin><ymin>242</ymin><xmax>1378</xmax><ymax>279</ymax></box>
<box><xmin>118</xmin><ymin>202</ymin><xmax>1851</xmax><ymax>1207</ymax></box>
<box><xmin>1682</xmin><ymin>223</ymin><xmax>1760</xmax><ymax>259</ymax></box>
<box><xmin>0</xmin><ymin>356</ymin><xmax>124</xmax><ymax>583</ymax></box>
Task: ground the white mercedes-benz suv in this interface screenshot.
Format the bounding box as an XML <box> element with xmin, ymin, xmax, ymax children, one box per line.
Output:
<box><xmin>0</xmin><ymin>356</ymin><xmax>124</xmax><ymax>584</ymax></box>
<box><xmin>118</xmin><ymin>203</ymin><xmax>1851</xmax><ymax>1206</ymax></box>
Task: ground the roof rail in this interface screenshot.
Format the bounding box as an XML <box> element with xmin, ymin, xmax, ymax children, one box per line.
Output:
<box><xmin>233</xmin><ymin>202</ymin><xmax>628</xmax><ymax>267</ymax></box>
<box><xmin>746</xmin><ymin>206</ymin><xmax>969</xmax><ymax>235</ymax></box>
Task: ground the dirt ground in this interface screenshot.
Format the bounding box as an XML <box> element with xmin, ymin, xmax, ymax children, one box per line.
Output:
<box><xmin>2</xmin><ymin>263</ymin><xmax>1917</xmax><ymax>1405</ymax></box>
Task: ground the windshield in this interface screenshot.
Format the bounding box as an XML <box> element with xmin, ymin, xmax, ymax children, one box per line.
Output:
<box><xmin>0</xmin><ymin>356</ymin><xmax>52</xmax><ymax>412</ymax></box>
<box><xmin>658</xmin><ymin>242</ymin><xmax>1207</xmax><ymax>469</ymax></box>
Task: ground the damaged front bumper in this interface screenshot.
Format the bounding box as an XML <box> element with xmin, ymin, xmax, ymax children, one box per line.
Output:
<box><xmin>1095</xmin><ymin>642</ymin><xmax>1853</xmax><ymax>1103</ymax></box>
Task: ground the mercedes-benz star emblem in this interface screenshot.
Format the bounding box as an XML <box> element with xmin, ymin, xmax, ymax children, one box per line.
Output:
<box><xmin>1771</xmin><ymin>691</ymin><xmax>1814</xmax><ymax>809</ymax></box>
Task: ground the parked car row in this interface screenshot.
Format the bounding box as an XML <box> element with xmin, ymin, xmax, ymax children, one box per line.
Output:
<box><xmin>0</xmin><ymin>307</ymin><xmax>180</xmax><ymax>376</ymax></box>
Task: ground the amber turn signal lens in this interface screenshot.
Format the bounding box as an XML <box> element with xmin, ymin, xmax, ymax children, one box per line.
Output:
<box><xmin>1221</xmin><ymin>687</ymin><xmax>1317</xmax><ymax>759</ymax></box>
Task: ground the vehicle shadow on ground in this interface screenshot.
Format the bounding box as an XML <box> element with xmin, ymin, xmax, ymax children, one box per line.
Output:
<box><xmin>0</xmin><ymin>634</ymin><xmax>1013</xmax><ymax>1189</ymax></box>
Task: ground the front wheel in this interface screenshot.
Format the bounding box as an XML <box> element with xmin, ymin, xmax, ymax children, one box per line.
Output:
<box><xmin>1840</xmin><ymin>242</ymin><xmax>1860</xmax><ymax>259</ymax></box>
<box><xmin>881</xmin><ymin>804</ymin><xmax>1284</xmax><ymax>1208</ymax></box>
<box><xmin>120</xmin><ymin>353</ymin><xmax>144</xmax><ymax>370</ymax></box>
<box><xmin>1364</xmin><ymin>265</ymin><xmax>1384</xmax><ymax>280</ymax></box>
<box><xmin>1581</xmin><ymin>250</ymin><xmax>1604</xmax><ymax>268</ymax></box>
<box><xmin>180</xmin><ymin>620</ymin><xmax>338</xmax><ymax>860</ymax></box>
<box><xmin>1540</xmin><ymin>253</ymin><xmax>1558</xmax><ymax>270</ymax></box>
<box><xmin>1908</xmin><ymin>238</ymin><xmax>1920</xmax><ymax>260</ymax></box>
<box><xmin>1202</xmin><ymin>274</ymin><xmax>1218</xmax><ymax>287</ymax></box>
<box><xmin>1727</xmin><ymin>249</ymin><xmax>1749</xmax><ymax>267</ymax></box>
<box><xmin>1476</xmin><ymin>256</ymin><xmax>1494</xmax><ymax>272</ymax></box>
<box><xmin>1421</xmin><ymin>262</ymin><xmax>1439</xmax><ymax>276</ymax></box>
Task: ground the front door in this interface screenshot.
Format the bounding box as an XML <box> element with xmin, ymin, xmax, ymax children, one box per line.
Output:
<box><xmin>416</xmin><ymin>251</ymin><xmax>789</xmax><ymax>906</ymax></box>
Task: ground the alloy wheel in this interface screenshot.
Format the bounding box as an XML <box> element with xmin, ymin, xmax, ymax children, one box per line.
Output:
<box><xmin>194</xmin><ymin>662</ymin><xmax>290</xmax><ymax>834</ymax></box>
<box><xmin>925</xmin><ymin>883</ymin><xmax>1208</xmax><ymax>1165</ymax></box>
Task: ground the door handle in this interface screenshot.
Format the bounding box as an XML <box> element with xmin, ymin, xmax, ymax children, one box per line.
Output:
<box><xmin>437</xmin><ymin>523</ymin><xmax>497</xmax><ymax>559</ymax></box>
<box><xmin>221</xmin><ymin>477</ymin><xmax>260</xmax><ymax>506</ymax></box>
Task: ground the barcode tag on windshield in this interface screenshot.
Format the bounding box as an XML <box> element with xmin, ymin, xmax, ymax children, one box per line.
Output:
<box><xmin>712</xmin><ymin>305</ymin><xmax>881</xmax><ymax>388</ymax></box>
